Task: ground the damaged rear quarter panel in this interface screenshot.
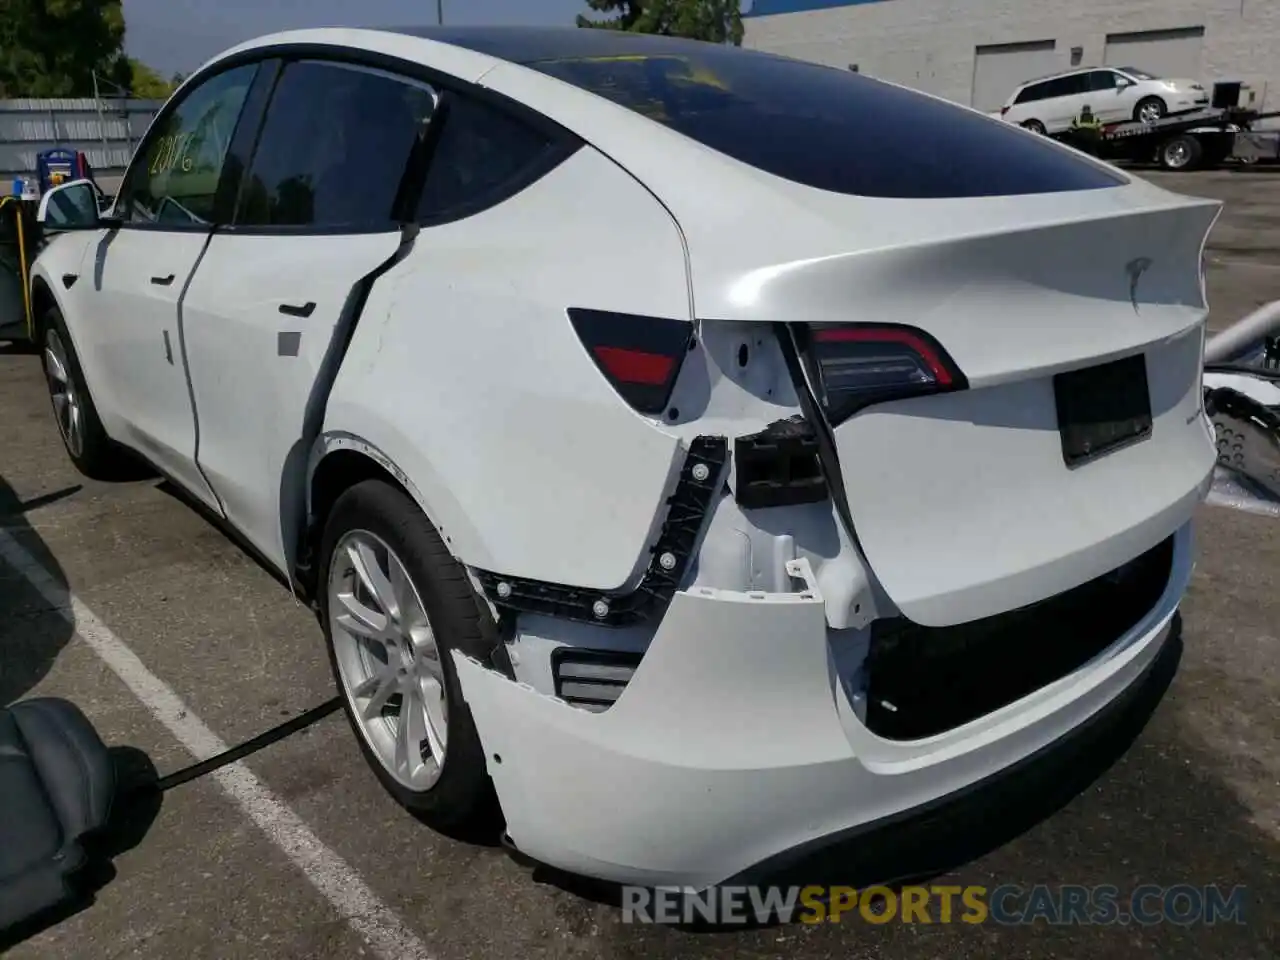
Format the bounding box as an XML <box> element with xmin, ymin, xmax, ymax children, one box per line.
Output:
<box><xmin>320</xmin><ymin>144</ymin><xmax>692</xmax><ymax>590</ymax></box>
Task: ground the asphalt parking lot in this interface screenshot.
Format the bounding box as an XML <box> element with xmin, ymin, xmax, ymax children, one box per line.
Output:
<box><xmin>2</xmin><ymin>168</ymin><xmax>1279</xmax><ymax>959</ymax></box>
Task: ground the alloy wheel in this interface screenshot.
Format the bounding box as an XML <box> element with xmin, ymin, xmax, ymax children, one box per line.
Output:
<box><xmin>327</xmin><ymin>529</ymin><xmax>448</xmax><ymax>791</ymax></box>
<box><xmin>44</xmin><ymin>330</ymin><xmax>83</xmax><ymax>459</ymax></box>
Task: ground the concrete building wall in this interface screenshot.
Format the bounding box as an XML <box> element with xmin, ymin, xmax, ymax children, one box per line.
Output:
<box><xmin>745</xmin><ymin>0</ymin><xmax>1280</xmax><ymax>120</ymax></box>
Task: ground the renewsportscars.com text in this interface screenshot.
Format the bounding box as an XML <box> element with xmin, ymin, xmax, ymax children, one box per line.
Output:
<box><xmin>622</xmin><ymin>884</ymin><xmax>1248</xmax><ymax>926</ymax></box>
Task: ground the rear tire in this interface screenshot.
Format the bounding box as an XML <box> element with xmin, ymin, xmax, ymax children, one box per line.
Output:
<box><xmin>319</xmin><ymin>479</ymin><xmax>503</xmax><ymax>836</ymax></box>
<box><xmin>1159</xmin><ymin>134</ymin><xmax>1202</xmax><ymax>171</ymax></box>
<box><xmin>1134</xmin><ymin>96</ymin><xmax>1167</xmax><ymax>124</ymax></box>
<box><xmin>1021</xmin><ymin>119</ymin><xmax>1047</xmax><ymax>135</ymax></box>
<box><xmin>40</xmin><ymin>305</ymin><xmax>137</xmax><ymax>481</ymax></box>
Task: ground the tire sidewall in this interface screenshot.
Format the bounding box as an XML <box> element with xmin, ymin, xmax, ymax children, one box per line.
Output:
<box><xmin>318</xmin><ymin>479</ymin><xmax>498</xmax><ymax>827</ymax></box>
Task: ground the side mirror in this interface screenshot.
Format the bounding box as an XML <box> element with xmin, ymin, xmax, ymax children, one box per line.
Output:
<box><xmin>36</xmin><ymin>179</ymin><xmax>104</xmax><ymax>231</ymax></box>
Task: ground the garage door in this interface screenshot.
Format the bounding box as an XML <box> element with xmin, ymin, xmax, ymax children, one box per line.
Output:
<box><xmin>1104</xmin><ymin>27</ymin><xmax>1205</xmax><ymax>81</ymax></box>
<box><xmin>971</xmin><ymin>40</ymin><xmax>1059</xmax><ymax>112</ymax></box>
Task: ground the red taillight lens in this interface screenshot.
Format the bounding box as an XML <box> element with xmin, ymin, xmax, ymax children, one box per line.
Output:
<box><xmin>1000</xmin><ymin>105</ymin><xmax>1010</xmax><ymax>117</ymax></box>
<box><xmin>802</xmin><ymin>323</ymin><xmax>966</xmax><ymax>424</ymax></box>
<box><xmin>569</xmin><ymin>308</ymin><xmax>693</xmax><ymax>415</ymax></box>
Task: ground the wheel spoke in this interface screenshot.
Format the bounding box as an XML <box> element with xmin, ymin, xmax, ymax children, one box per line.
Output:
<box><xmin>356</xmin><ymin>664</ymin><xmax>402</xmax><ymax>720</ymax></box>
<box><xmin>335</xmin><ymin>590</ymin><xmax>388</xmax><ymax>638</ymax></box>
<box><xmin>421</xmin><ymin>675</ymin><xmax>448</xmax><ymax>759</ymax></box>
<box><xmin>387</xmin><ymin>553</ymin><xmax>418</xmax><ymax>628</ymax></box>
<box><xmin>348</xmin><ymin>540</ymin><xmax>399</xmax><ymax>622</ymax></box>
<box><xmin>395</xmin><ymin>694</ymin><xmax>428</xmax><ymax>777</ymax></box>
<box><xmin>67</xmin><ymin>402</ymin><xmax>81</xmax><ymax>441</ymax></box>
<box><xmin>44</xmin><ymin>349</ymin><xmax>68</xmax><ymax>386</ymax></box>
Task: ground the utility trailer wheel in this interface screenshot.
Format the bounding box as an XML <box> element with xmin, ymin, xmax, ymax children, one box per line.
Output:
<box><xmin>1159</xmin><ymin>134</ymin><xmax>1203</xmax><ymax>171</ymax></box>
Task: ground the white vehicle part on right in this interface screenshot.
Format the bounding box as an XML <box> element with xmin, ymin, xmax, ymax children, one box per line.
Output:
<box><xmin>455</xmin><ymin>523</ymin><xmax>1191</xmax><ymax>890</ymax></box>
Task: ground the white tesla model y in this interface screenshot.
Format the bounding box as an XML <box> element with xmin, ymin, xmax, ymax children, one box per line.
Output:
<box><xmin>30</xmin><ymin>26</ymin><xmax>1220</xmax><ymax>889</ymax></box>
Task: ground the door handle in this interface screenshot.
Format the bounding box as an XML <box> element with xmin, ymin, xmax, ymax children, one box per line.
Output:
<box><xmin>279</xmin><ymin>301</ymin><xmax>316</xmax><ymax>318</ymax></box>
<box><xmin>150</xmin><ymin>274</ymin><xmax>175</xmax><ymax>286</ymax></box>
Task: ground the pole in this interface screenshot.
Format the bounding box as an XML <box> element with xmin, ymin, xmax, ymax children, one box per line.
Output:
<box><xmin>1205</xmin><ymin>299</ymin><xmax>1280</xmax><ymax>364</ymax></box>
<box><xmin>92</xmin><ymin>71</ymin><xmax>110</xmax><ymax>156</ymax></box>
<box><xmin>437</xmin><ymin>0</ymin><xmax>443</xmax><ymax>25</ymax></box>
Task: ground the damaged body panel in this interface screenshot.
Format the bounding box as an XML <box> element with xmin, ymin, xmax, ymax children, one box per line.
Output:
<box><xmin>455</xmin><ymin>524</ymin><xmax>1192</xmax><ymax>889</ymax></box>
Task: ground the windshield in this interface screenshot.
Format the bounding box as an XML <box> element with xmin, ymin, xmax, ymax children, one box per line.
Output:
<box><xmin>528</xmin><ymin>49</ymin><xmax>1124</xmax><ymax>198</ymax></box>
<box><xmin>1118</xmin><ymin>67</ymin><xmax>1159</xmax><ymax>81</ymax></box>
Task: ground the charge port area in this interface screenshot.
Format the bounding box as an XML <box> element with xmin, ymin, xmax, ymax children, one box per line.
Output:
<box><xmin>734</xmin><ymin>415</ymin><xmax>828</xmax><ymax>509</ymax></box>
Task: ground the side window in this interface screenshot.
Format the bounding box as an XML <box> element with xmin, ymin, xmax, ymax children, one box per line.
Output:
<box><xmin>1065</xmin><ymin>73</ymin><xmax>1090</xmax><ymax>96</ymax></box>
<box><xmin>1089</xmin><ymin>70</ymin><xmax>1118</xmax><ymax>92</ymax></box>
<box><xmin>235</xmin><ymin>60</ymin><xmax>435</xmax><ymax>230</ymax></box>
<box><xmin>415</xmin><ymin>93</ymin><xmax>563</xmax><ymax>224</ymax></box>
<box><xmin>1016</xmin><ymin>82</ymin><xmax>1045</xmax><ymax>104</ymax></box>
<box><xmin>1016</xmin><ymin>82</ymin><xmax>1047</xmax><ymax>104</ymax></box>
<box><xmin>119</xmin><ymin>64</ymin><xmax>258</xmax><ymax>226</ymax></box>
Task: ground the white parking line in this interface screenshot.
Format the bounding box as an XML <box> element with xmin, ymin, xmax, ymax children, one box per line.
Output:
<box><xmin>0</xmin><ymin>529</ymin><xmax>432</xmax><ymax>960</ymax></box>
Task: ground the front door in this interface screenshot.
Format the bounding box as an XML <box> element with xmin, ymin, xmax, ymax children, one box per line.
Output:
<box><xmin>87</xmin><ymin>61</ymin><xmax>261</xmax><ymax>510</ymax></box>
<box><xmin>182</xmin><ymin>59</ymin><xmax>435</xmax><ymax>572</ymax></box>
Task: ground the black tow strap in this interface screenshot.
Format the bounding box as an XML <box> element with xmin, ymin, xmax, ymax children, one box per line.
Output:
<box><xmin>139</xmin><ymin>696</ymin><xmax>342</xmax><ymax>796</ymax></box>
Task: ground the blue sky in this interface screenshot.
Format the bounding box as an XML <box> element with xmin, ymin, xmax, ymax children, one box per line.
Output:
<box><xmin>121</xmin><ymin>0</ymin><xmax>757</xmax><ymax>77</ymax></box>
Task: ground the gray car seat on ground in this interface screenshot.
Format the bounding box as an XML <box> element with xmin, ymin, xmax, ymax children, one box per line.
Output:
<box><xmin>0</xmin><ymin>698</ymin><xmax>115</xmax><ymax>932</ymax></box>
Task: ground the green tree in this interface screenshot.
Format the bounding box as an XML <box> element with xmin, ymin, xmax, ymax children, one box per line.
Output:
<box><xmin>577</xmin><ymin>0</ymin><xmax>744</xmax><ymax>46</ymax></box>
<box><xmin>0</xmin><ymin>0</ymin><xmax>128</xmax><ymax>97</ymax></box>
<box><xmin>127</xmin><ymin>57</ymin><xmax>176</xmax><ymax>99</ymax></box>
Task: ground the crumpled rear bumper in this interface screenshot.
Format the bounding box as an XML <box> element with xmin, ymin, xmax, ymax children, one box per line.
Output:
<box><xmin>453</xmin><ymin>523</ymin><xmax>1192</xmax><ymax>890</ymax></box>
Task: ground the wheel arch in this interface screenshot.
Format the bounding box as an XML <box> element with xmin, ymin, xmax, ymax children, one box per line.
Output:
<box><xmin>29</xmin><ymin>273</ymin><xmax>56</xmax><ymax>335</ymax></box>
<box><xmin>299</xmin><ymin>434</ymin><xmax>486</xmax><ymax>600</ymax></box>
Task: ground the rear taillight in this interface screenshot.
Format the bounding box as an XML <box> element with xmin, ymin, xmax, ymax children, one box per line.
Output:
<box><xmin>799</xmin><ymin>323</ymin><xmax>967</xmax><ymax>425</ymax></box>
<box><xmin>1000</xmin><ymin>105</ymin><xmax>1010</xmax><ymax>117</ymax></box>
<box><xmin>569</xmin><ymin>308</ymin><xmax>692</xmax><ymax>415</ymax></box>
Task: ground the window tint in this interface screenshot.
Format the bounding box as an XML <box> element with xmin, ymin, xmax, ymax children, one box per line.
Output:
<box><xmin>1039</xmin><ymin>75</ymin><xmax>1081</xmax><ymax>99</ymax></box>
<box><xmin>415</xmin><ymin>94</ymin><xmax>561</xmax><ymax>223</ymax></box>
<box><xmin>1089</xmin><ymin>71</ymin><xmax>1118</xmax><ymax>91</ymax></box>
<box><xmin>1015</xmin><ymin>82</ymin><xmax>1049</xmax><ymax>104</ymax></box>
<box><xmin>236</xmin><ymin>60</ymin><xmax>435</xmax><ymax>229</ymax></box>
<box><xmin>119</xmin><ymin>64</ymin><xmax>258</xmax><ymax>226</ymax></box>
<box><xmin>530</xmin><ymin>51</ymin><xmax>1123</xmax><ymax>198</ymax></box>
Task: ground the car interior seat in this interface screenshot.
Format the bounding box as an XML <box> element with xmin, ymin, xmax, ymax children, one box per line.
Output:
<box><xmin>0</xmin><ymin>698</ymin><xmax>115</xmax><ymax>933</ymax></box>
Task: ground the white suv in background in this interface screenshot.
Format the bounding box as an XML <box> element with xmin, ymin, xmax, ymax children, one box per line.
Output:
<box><xmin>1002</xmin><ymin>66</ymin><xmax>1208</xmax><ymax>134</ymax></box>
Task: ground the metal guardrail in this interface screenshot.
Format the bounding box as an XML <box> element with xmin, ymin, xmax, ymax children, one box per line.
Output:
<box><xmin>0</xmin><ymin>97</ymin><xmax>162</xmax><ymax>183</ymax></box>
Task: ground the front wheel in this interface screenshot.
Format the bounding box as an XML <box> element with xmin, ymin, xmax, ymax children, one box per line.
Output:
<box><xmin>1135</xmin><ymin>96</ymin><xmax>1167</xmax><ymax>124</ymax></box>
<box><xmin>319</xmin><ymin>478</ymin><xmax>502</xmax><ymax>835</ymax></box>
<box><xmin>41</xmin><ymin>306</ymin><xmax>137</xmax><ymax>480</ymax></box>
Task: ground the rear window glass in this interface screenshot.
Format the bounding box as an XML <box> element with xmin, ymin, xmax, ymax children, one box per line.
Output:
<box><xmin>528</xmin><ymin>50</ymin><xmax>1124</xmax><ymax>198</ymax></box>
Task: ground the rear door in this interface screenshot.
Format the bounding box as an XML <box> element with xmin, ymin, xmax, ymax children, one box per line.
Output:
<box><xmin>1042</xmin><ymin>73</ymin><xmax>1089</xmax><ymax>131</ymax></box>
<box><xmin>180</xmin><ymin>58</ymin><xmax>434</xmax><ymax>573</ymax></box>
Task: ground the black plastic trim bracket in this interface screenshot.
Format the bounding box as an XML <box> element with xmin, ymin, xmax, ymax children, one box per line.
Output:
<box><xmin>473</xmin><ymin>435</ymin><xmax>728</xmax><ymax>627</ymax></box>
<box><xmin>734</xmin><ymin>415</ymin><xmax>827</xmax><ymax>509</ymax></box>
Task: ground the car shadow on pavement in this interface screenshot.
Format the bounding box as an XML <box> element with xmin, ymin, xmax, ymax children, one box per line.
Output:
<box><xmin>0</xmin><ymin>471</ymin><xmax>163</xmax><ymax>951</ymax></box>
<box><xmin>516</xmin><ymin>622</ymin><xmax>1187</xmax><ymax>931</ymax></box>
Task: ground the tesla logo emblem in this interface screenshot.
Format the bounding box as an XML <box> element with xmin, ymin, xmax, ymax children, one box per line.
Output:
<box><xmin>1127</xmin><ymin>257</ymin><xmax>1153</xmax><ymax>312</ymax></box>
